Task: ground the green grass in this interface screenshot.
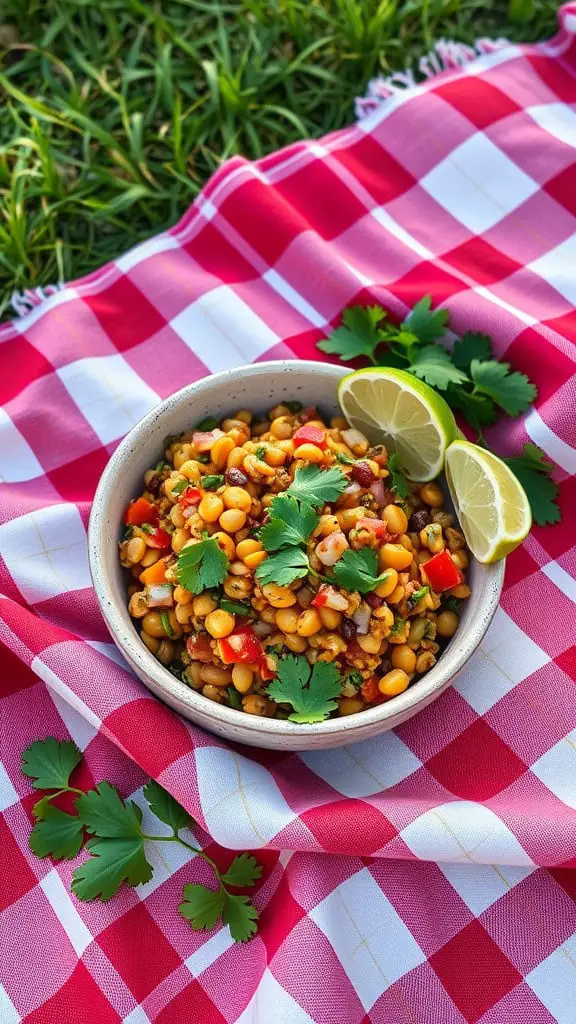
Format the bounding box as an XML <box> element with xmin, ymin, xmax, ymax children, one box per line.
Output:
<box><xmin>0</xmin><ymin>0</ymin><xmax>558</xmax><ymax>320</ymax></box>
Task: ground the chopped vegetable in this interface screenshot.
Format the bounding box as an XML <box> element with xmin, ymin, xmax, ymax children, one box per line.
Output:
<box><xmin>146</xmin><ymin>584</ymin><xmax>173</xmax><ymax>608</ymax></box>
<box><xmin>124</xmin><ymin>497</ymin><xmax>159</xmax><ymax>526</ymax></box>
<box><xmin>387</xmin><ymin>454</ymin><xmax>410</xmax><ymax>500</ymax></box>
<box><xmin>218</xmin><ymin>626</ymin><xmax>263</xmax><ymax>665</ymax></box>
<box><xmin>145</xmin><ymin>526</ymin><xmax>171</xmax><ymax>550</ymax></box>
<box><xmin>292</xmin><ymin>425</ymin><xmax>326</xmax><ymax>449</ymax></box>
<box><xmin>421</xmin><ymin>549</ymin><xmax>463</xmax><ymax>593</ymax></box>
<box><xmin>139</xmin><ymin>558</ymin><xmax>170</xmax><ymax>586</ymax></box>
<box><xmin>202</xmin><ymin>475</ymin><xmax>225</xmax><ymax>491</ymax></box>
<box><xmin>193</xmin><ymin>429</ymin><xmax>224</xmax><ymax>452</ymax></box>
<box><xmin>311</xmin><ymin>585</ymin><xmax>349</xmax><ymax>611</ymax></box>
<box><xmin>178</xmin><ymin>487</ymin><xmax>202</xmax><ymax>509</ymax></box>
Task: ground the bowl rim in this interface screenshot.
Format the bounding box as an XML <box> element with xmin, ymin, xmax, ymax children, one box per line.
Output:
<box><xmin>89</xmin><ymin>359</ymin><xmax>505</xmax><ymax>742</ymax></box>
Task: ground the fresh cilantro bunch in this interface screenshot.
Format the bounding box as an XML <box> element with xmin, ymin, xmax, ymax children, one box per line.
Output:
<box><xmin>266</xmin><ymin>655</ymin><xmax>341</xmax><ymax>723</ymax></box>
<box><xmin>22</xmin><ymin>738</ymin><xmax>262</xmax><ymax>942</ymax></box>
<box><xmin>317</xmin><ymin>298</ymin><xmax>559</xmax><ymax>525</ymax></box>
<box><xmin>256</xmin><ymin>465</ymin><xmax>347</xmax><ymax>586</ymax></box>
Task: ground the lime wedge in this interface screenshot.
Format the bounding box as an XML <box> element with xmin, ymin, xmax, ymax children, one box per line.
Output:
<box><xmin>445</xmin><ymin>440</ymin><xmax>531</xmax><ymax>563</ymax></box>
<box><xmin>338</xmin><ymin>368</ymin><xmax>458</xmax><ymax>481</ymax></box>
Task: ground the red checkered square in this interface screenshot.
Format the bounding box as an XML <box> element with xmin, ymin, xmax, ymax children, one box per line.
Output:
<box><xmin>301</xmin><ymin>799</ymin><xmax>397</xmax><ymax>855</ymax></box>
<box><xmin>442</xmin><ymin>236</ymin><xmax>522</xmax><ymax>286</ymax></box>
<box><xmin>184</xmin><ymin>218</ymin><xmax>262</xmax><ymax>280</ymax></box>
<box><xmin>430</xmin><ymin>921</ymin><xmax>523</xmax><ymax>1022</ymax></box>
<box><xmin>47</xmin><ymin>446</ymin><xmax>110</xmax><ymax>503</ymax></box>
<box><xmin>390</xmin><ymin>262</ymin><xmax>467</xmax><ymax>308</ymax></box>
<box><xmin>98</xmin><ymin>903</ymin><xmax>181</xmax><ymax>1001</ymax></box>
<box><xmin>274</xmin><ymin>158</ymin><xmax>368</xmax><ymax>240</ymax></box>
<box><xmin>84</xmin><ymin>277</ymin><xmax>166</xmax><ymax>351</ymax></box>
<box><xmin>332</xmin><ymin>133</ymin><xmax>417</xmax><ymax>205</ymax></box>
<box><xmin>0</xmin><ymin>337</ymin><xmax>53</xmax><ymax>405</ymax></box>
<box><xmin>24</xmin><ymin>962</ymin><xmax>121</xmax><ymax>1024</ymax></box>
<box><xmin>103</xmin><ymin>699</ymin><xmax>194</xmax><ymax>775</ymax></box>
<box><xmin>427</xmin><ymin>720</ymin><xmax>527</xmax><ymax>800</ymax></box>
<box><xmin>435</xmin><ymin>77</ymin><xmax>522</xmax><ymax>129</ymax></box>
<box><xmin>544</xmin><ymin>162</ymin><xmax>576</xmax><ymax>216</ymax></box>
<box><xmin>155</xmin><ymin>980</ymin><xmax>228</xmax><ymax>1024</ymax></box>
<box><xmin>0</xmin><ymin>817</ymin><xmax>39</xmax><ymax>910</ymax></box>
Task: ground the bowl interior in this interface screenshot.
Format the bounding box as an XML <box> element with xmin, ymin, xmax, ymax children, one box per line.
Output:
<box><xmin>89</xmin><ymin>361</ymin><xmax>504</xmax><ymax>750</ymax></box>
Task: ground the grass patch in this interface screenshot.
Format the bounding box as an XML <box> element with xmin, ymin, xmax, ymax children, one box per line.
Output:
<box><xmin>0</xmin><ymin>0</ymin><xmax>558</xmax><ymax>319</ymax></box>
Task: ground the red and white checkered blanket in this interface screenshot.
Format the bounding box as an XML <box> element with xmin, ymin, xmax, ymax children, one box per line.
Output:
<box><xmin>1</xmin><ymin>7</ymin><xmax>576</xmax><ymax>1023</ymax></box>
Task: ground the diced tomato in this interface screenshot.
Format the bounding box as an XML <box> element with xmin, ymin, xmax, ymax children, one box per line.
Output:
<box><xmin>356</xmin><ymin>517</ymin><xmax>391</xmax><ymax>540</ymax></box>
<box><xmin>361</xmin><ymin>676</ymin><xmax>388</xmax><ymax>704</ymax></box>
<box><xmin>145</xmin><ymin>526</ymin><xmax>171</xmax><ymax>550</ymax></box>
<box><xmin>178</xmin><ymin>487</ymin><xmax>202</xmax><ymax>510</ymax></box>
<box><xmin>192</xmin><ymin>429</ymin><xmax>224</xmax><ymax>452</ymax></box>
<box><xmin>139</xmin><ymin>558</ymin><xmax>170</xmax><ymax>586</ymax></box>
<box><xmin>422</xmin><ymin>549</ymin><xmax>463</xmax><ymax>593</ymax></box>
<box><xmin>124</xmin><ymin>497</ymin><xmax>159</xmax><ymax>526</ymax></box>
<box><xmin>299</xmin><ymin>406</ymin><xmax>318</xmax><ymax>423</ymax></box>
<box><xmin>186</xmin><ymin>634</ymin><xmax>214</xmax><ymax>663</ymax></box>
<box><xmin>258</xmin><ymin>657</ymin><xmax>276</xmax><ymax>681</ymax></box>
<box><xmin>292</xmin><ymin>424</ymin><xmax>327</xmax><ymax>449</ymax></box>
<box><xmin>218</xmin><ymin>626</ymin><xmax>263</xmax><ymax>665</ymax></box>
<box><xmin>311</xmin><ymin>585</ymin><xmax>349</xmax><ymax>611</ymax></box>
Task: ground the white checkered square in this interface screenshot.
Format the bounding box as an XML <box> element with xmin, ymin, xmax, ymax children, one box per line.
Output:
<box><xmin>40</xmin><ymin>870</ymin><xmax>94</xmax><ymax>957</ymax></box>
<box><xmin>302</xmin><ymin>732</ymin><xmax>422</xmax><ymax>798</ymax></box>
<box><xmin>0</xmin><ymin>504</ymin><xmax>91</xmax><ymax>603</ymax></box>
<box><xmin>0</xmin><ymin>762</ymin><xmax>19</xmax><ymax>812</ymax></box>
<box><xmin>531</xmin><ymin>731</ymin><xmax>576</xmax><ymax>810</ymax></box>
<box><xmin>128</xmin><ymin>787</ymin><xmax>197</xmax><ymax>897</ymax></box>
<box><xmin>195</xmin><ymin>748</ymin><xmax>296</xmax><ymax>848</ymax></box>
<box><xmin>123</xmin><ymin>1009</ymin><xmax>152</xmax><ymax>1024</ymax></box>
<box><xmin>116</xmin><ymin>234</ymin><xmax>180</xmax><ymax>273</ymax></box>
<box><xmin>526</xmin><ymin>934</ymin><xmax>576</xmax><ymax>1024</ymax></box>
<box><xmin>0</xmin><ymin>985</ymin><xmax>20</xmax><ymax>1024</ymax></box>
<box><xmin>234</xmin><ymin>970</ymin><xmax>315</xmax><ymax>1024</ymax></box>
<box><xmin>186</xmin><ymin>930</ymin><xmax>234</xmax><ymax>978</ymax></box>
<box><xmin>262</xmin><ymin>270</ymin><xmax>327</xmax><ymax>327</ymax></box>
<box><xmin>310</xmin><ymin>868</ymin><xmax>426</xmax><ymax>1011</ymax></box>
<box><xmin>526</xmin><ymin>102</ymin><xmax>576</xmax><ymax>147</ymax></box>
<box><xmin>57</xmin><ymin>354</ymin><xmax>159</xmax><ymax>445</ymax></box>
<box><xmin>528</xmin><ymin>234</ymin><xmax>576</xmax><ymax>307</ymax></box>
<box><xmin>0</xmin><ymin>409</ymin><xmax>43</xmax><ymax>483</ymax></box>
<box><xmin>421</xmin><ymin>134</ymin><xmax>539</xmax><ymax>233</ymax></box>
<box><xmin>439</xmin><ymin>862</ymin><xmax>534</xmax><ymax>917</ymax></box>
<box><xmin>170</xmin><ymin>286</ymin><xmax>281</xmax><ymax>372</ymax></box>
<box><xmin>401</xmin><ymin>802</ymin><xmax>533</xmax><ymax>866</ymax></box>
<box><xmin>524</xmin><ymin>407</ymin><xmax>576</xmax><ymax>474</ymax></box>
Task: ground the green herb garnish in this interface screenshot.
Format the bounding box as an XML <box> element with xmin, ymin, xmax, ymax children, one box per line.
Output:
<box><xmin>259</xmin><ymin>494</ymin><xmax>318</xmax><ymax>551</ymax></box>
<box><xmin>255</xmin><ymin>445</ymin><xmax>267</xmax><ymax>460</ymax></box>
<box><xmin>139</xmin><ymin>523</ymin><xmax>154</xmax><ymax>534</ymax></box>
<box><xmin>22</xmin><ymin>740</ymin><xmax>262</xmax><ymax>942</ymax></box>
<box><xmin>171</xmin><ymin>478</ymin><xmax>189</xmax><ymax>496</ymax></box>
<box><xmin>333</xmin><ymin>549</ymin><xmax>396</xmax><ymax>595</ymax></box>
<box><xmin>256</xmin><ymin>547</ymin><xmax>309</xmax><ymax>587</ymax></box>
<box><xmin>220</xmin><ymin>598</ymin><xmax>253</xmax><ymax>617</ymax></box>
<box><xmin>336</xmin><ymin>452</ymin><xmax>355</xmax><ymax>464</ymax></box>
<box><xmin>160</xmin><ymin>611</ymin><xmax>173</xmax><ymax>636</ymax></box>
<box><xmin>177</xmin><ymin>536</ymin><xmax>228</xmax><ymax>594</ymax></box>
<box><xmin>266</xmin><ymin>655</ymin><xmax>341</xmax><ymax>723</ymax></box>
<box><xmin>286</xmin><ymin>463</ymin><xmax>347</xmax><ymax>506</ymax></box>
<box><xmin>408</xmin><ymin>585</ymin><xmax>429</xmax><ymax>608</ymax></box>
<box><xmin>387</xmin><ymin>453</ymin><xmax>410</xmax><ymax>500</ymax></box>
<box><xmin>227</xmin><ymin>687</ymin><xmax>243</xmax><ymax>709</ymax></box>
<box><xmin>196</xmin><ymin>416</ymin><xmax>219</xmax><ymax>431</ymax></box>
<box><xmin>202</xmin><ymin>474</ymin><xmax>224</xmax><ymax>491</ymax></box>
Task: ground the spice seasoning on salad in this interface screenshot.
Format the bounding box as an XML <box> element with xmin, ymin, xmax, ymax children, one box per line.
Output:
<box><xmin>119</xmin><ymin>402</ymin><xmax>471</xmax><ymax>721</ymax></box>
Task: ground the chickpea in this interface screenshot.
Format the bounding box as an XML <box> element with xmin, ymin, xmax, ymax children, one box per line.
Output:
<box><xmin>173</xmin><ymin>585</ymin><xmax>192</xmax><ymax>605</ymax></box>
<box><xmin>373</xmin><ymin>605</ymin><xmax>394</xmax><ymax>629</ymax></box>
<box><xmin>407</xmin><ymin>617</ymin><xmax>428</xmax><ymax>647</ymax></box>
<box><xmin>296</xmin><ymin>609</ymin><xmax>322</xmax><ymax>637</ymax></box>
<box><xmin>141</xmin><ymin>632</ymin><xmax>160</xmax><ymax>654</ymax></box>
<box><xmin>173</xmin><ymin>444</ymin><xmax>194</xmax><ymax>470</ymax></box>
<box><xmin>200</xmin><ymin>664</ymin><xmax>233</xmax><ymax>687</ymax></box>
<box><xmin>295</xmin><ymin>443</ymin><xmax>324</xmax><ymax>463</ymax></box>
<box><xmin>223</xmin><ymin>576</ymin><xmax>253</xmax><ymax>600</ymax></box>
<box><xmin>356</xmin><ymin>633</ymin><xmax>381</xmax><ymax>654</ymax></box>
<box><xmin>199</xmin><ymin>493</ymin><xmax>224</xmax><ymax>523</ymax></box>
<box><xmin>156</xmin><ymin>640</ymin><xmax>175</xmax><ymax>665</ymax></box>
<box><xmin>416</xmin><ymin>549</ymin><xmax>431</xmax><ymax>565</ymax></box>
<box><xmin>222</xmin><ymin>486</ymin><xmax>252</xmax><ymax>512</ymax></box>
<box><xmin>183</xmin><ymin>663</ymin><xmax>204</xmax><ymax>690</ymax></box>
<box><xmin>391</xmin><ymin>645</ymin><xmax>417</xmax><ymax>673</ymax></box>
<box><xmin>420</xmin><ymin>523</ymin><xmax>444</xmax><ymax>553</ymax></box>
<box><xmin>226</xmin><ymin>447</ymin><xmax>247</xmax><ymax>469</ymax></box>
<box><xmin>243</xmin><ymin>550</ymin><xmax>266</xmax><ymax>570</ymax></box>
<box><xmin>229</xmin><ymin>560</ymin><xmax>251</xmax><ymax>576</ymax></box>
<box><xmin>170</xmin><ymin>528</ymin><xmax>188</xmax><ymax>554</ymax></box>
<box><xmin>125</xmin><ymin>537</ymin><xmax>146</xmax><ymax>564</ymax></box>
<box><xmin>339</xmin><ymin>697</ymin><xmax>366</xmax><ymax>716</ymax></box>
<box><xmin>142</xmin><ymin>611</ymin><xmax>170</xmax><ymax>638</ymax></box>
<box><xmin>211</xmin><ymin>435</ymin><xmax>236</xmax><ymax>469</ymax></box>
<box><xmin>202</xmin><ymin>684</ymin><xmax>226</xmax><ymax>703</ymax></box>
<box><xmin>378</xmin><ymin>669</ymin><xmax>410</xmax><ymax>696</ymax></box>
<box><xmin>242</xmin><ymin>694</ymin><xmax>271</xmax><ymax>716</ymax></box>
<box><xmin>451</xmin><ymin>551</ymin><xmax>469</xmax><ymax>570</ymax></box>
<box><xmin>420</xmin><ymin>482</ymin><xmax>444</xmax><ymax>507</ymax></box>
<box><xmin>448</xmin><ymin>583</ymin><xmax>471</xmax><ymax>599</ymax></box>
<box><xmin>387</xmin><ymin>585</ymin><xmax>405</xmax><ymax>605</ymax></box>
<box><xmin>141</xmin><ymin>547</ymin><xmax>161</xmax><ymax>566</ymax></box>
<box><xmin>382</xmin><ymin>504</ymin><xmax>408</xmax><ymax>536</ymax></box>
<box><xmin>264</xmin><ymin>446</ymin><xmax>286</xmax><ymax>467</ymax></box>
<box><xmin>192</xmin><ymin>594</ymin><xmax>218</xmax><ymax>617</ymax></box>
<box><xmin>229</xmin><ymin>664</ymin><xmax>253</xmax><ymax>694</ymax></box>
<box><xmin>436</xmin><ymin>610</ymin><xmax>459</xmax><ymax>637</ymax></box>
<box><xmin>277</xmin><ymin>439</ymin><xmax>296</xmax><ymax>457</ymax></box>
<box><xmin>234</xmin><ymin>409</ymin><xmax>252</xmax><ymax>425</ymax></box>
<box><xmin>314</xmin><ymin>514</ymin><xmax>340</xmax><ymax>537</ymax></box>
<box><xmin>219</xmin><ymin>508</ymin><xmax>247</xmax><ymax>533</ymax></box>
<box><xmin>379</xmin><ymin>544</ymin><xmax>413</xmax><ymax>571</ymax></box>
<box><xmin>319</xmin><ymin>607</ymin><xmax>342</xmax><ymax>630</ymax></box>
<box><xmin>179</xmin><ymin>459</ymin><xmax>203</xmax><ymax>483</ymax></box>
<box><xmin>129</xmin><ymin>591</ymin><xmax>148</xmax><ymax>618</ymax></box>
<box><xmin>236</xmin><ymin>539</ymin><xmax>261</xmax><ymax>560</ymax></box>
<box><xmin>175</xmin><ymin>602</ymin><xmax>195</xmax><ymax>624</ymax></box>
<box><xmin>415</xmin><ymin>651</ymin><xmax>436</xmax><ymax>673</ymax></box>
<box><xmin>270</xmin><ymin>416</ymin><xmax>293</xmax><ymax>440</ymax></box>
<box><xmin>170</xmin><ymin>503</ymin><xmax>186</xmax><ymax>528</ymax></box>
<box><xmin>275</xmin><ymin>607</ymin><xmax>300</xmax><ymax>633</ymax></box>
<box><xmin>211</xmin><ymin>531</ymin><xmax>236</xmax><ymax>560</ymax></box>
<box><xmin>262</xmin><ymin>584</ymin><xmax>297</xmax><ymax>608</ymax></box>
<box><xmin>375</xmin><ymin>568</ymin><xmax>399</xmax><ymax>599</ymax></box>
<box><xmin>281</xmin><ymin>634</ymin><xmax>305</xmax><ymax>653</ymax></box>
<box><xmin>205</xmin><ymin>609</ymin><xmax>235</xmax><ymax>639</ymax></box>
<box><xmin>337</xmin><ymin>507</ymin><xmax>365</xmax><ymax>531</ymax></box>
<box><xmin>251</xmin><ymin>420</ymin><xmax>270</xmax><ymax>437</ymax></box>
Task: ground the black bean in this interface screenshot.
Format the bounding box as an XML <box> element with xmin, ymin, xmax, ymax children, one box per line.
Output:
<box><xmin>409</xmin><ymin>509</ymin><xmax>430</xmax><ymax>532</ymax></box>
<box><xmin>225</xmin><ymin>467</ymin><xmax>248</xmax><ymax>487</ymax></box>
<box><xmin>341</xmin><ymin>618</ymin><xmax>357</xmax><ymax>642</ymax></box>
<box><xmin>351</xmin><ymin>461</ymin><xmax>375</xmax><ymax>487</ymax></box>
<box><xmin>364</xmin><ymin>592</ymin><xmax>383</xmax><ymax>609</ymax></box>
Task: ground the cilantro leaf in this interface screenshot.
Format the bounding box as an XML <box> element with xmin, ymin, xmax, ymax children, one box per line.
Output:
<box><xmin>333</xmin><ymin>547</ymin><xmax>395</xmax><ymax>594</ymax></box>
<box><xmin>259</xmin><ymin>494</ymin><xmax>318</xmax><ymax>551</ymax></box>
<box><xmin>222</xmin><ymin>893</ymin><xmax>259</xmax><ymax>942</ymax></box>
<box><xmin>143</xmin><ymin>780</ymin><xmax>192</xmax><ymax>832</ymax></box>
<box><xmin>287</xmin><ymin>464</ymin><xmax>347</xmax><ymax>506</ymax></box>
<box><xmin>179</xmin><ymin>884</ymin><xmax>225</xmax><ymax>931</ymax></box>
<box><xmin>408</xmin><ymin>345</ymin><xmax>469</xmax><ymax>390</ymax></box>
<box><xmin>452</xmin><ymin>332</ymin><xmax>492</xmax><ymax>372</ymax></box>
<box><xmin>177</xmin><ymin>537</ymin><xmax>229</xmax><ymax>595</ymax></box>
<box><xmin>202</xmin><ymin>474</ymin><xmax>224</xmax><ymax>491</ymax></box>
<box><xmin>470</xmin><ymin>360</ymin><xmax>537</xmax><ymax>417</ymax></box>
<box><xmin>171</xmin><ymin>478</ymin><xmax>188</xmax><ymax>496</ymax></box>
<box><xmin>220</xmin><ymin>598</ymin><xmax>253</xmax><ymax>617</ymax></box>
<box><xmin>402</xmin><ymin>295</ymin><xmax>449</xmax><ymax>344</ymax></box>
<box><xmin>266</xmin><ymin>655</ymin><xmax>341</xmax><ymax>723</ymax></box>
<box><xmin>72</xmin><ymin>836</ymin><xmax>153</xmax><ymax>901</ymax></box>
<box><xmin>227</xmin><ymin>686</ymin><xmax>243</xmax><ymax>709</ymax></box>
<box><xmin>29</xmin><ymin>804</ymin><xmax>85</xmax><ymax>860</ymax></box>
<box><xmin>336</xmin><ymin>451</ymin><xmax>355</xmax><ymax>464</ymax></box>
<box><xmin>21</xmin><ymin>738</ymin><xmax>82</xmax><ymax>791</ymax></box>
<box><xmin>387</xmin><ymin>453</ymin><xmax>410</xmax><ymax>500</ymax></box>
<box><xmin>196</xmin><ymin>416</ymin><xmax>219</xmax><ymax>430</ymax></box>
<box><xmin>255</xmin><ymin>547</ymin><xmax>309</xmax><ymax>587</ymax></box>
<box><xmin>76</xmin><ymin>781</ymin><xmax>144</xmax><ymax>839</ymax></box>
<box><xmin>317</xmin><ymin>305</ymin><xmax>386</xmax><ymax>362</ymax></box>
<box><xmin>503</xmin><ymin>443</ymin><xmax>560</xmax><ymax>526</ymax></box>
<box><xmin>447</xmin><ymin>387</ymin><xmax>497</xmax><ymax>430</ymax></box>
<box><xmin>221</xmin><ymin>853</ymin><xmax>263</xmax><ymax>888</ymax></box>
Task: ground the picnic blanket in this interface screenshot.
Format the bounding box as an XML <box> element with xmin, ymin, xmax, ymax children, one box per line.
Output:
<box><xmin>1</xmin><ymin>6</ymin><xmax>576</xmax><ymax>1023</ymax></box>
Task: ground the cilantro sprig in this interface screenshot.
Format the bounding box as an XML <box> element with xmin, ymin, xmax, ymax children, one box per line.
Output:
<box><xmin>387</xmin><ymin>453</ymin><xmax>410</xmax><ymax>500</ymax></box>
<box><xmin>333</xmin><ymin>548</ymin><xmax>396</xmax><ymax>595</ymax></box>
<box><xmin>22</xmin><ymin>739</ymin><xmax>262</xmax><ymax>943</ymax></box>
<box><xmin>317</xmin><ymin>298</ymin><xmax>559</xmax><ymax>525</ymax></box>
<box><xmin>266</xmin><ymin>655</ymin><xmax>342</xmax><ymax>723</ymax></box>
<box><xmin>177</xmin><ymin>535</ymin><xmax>228</xmax><ymax>594</ymax></box>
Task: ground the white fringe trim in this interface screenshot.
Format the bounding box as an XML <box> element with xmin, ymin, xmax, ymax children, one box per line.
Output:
<box><xmin>355</xmin><ymin>37</ymin><xmax>510</xmax><ymax>119</ymax></box>
<box><xmin>10</xmin><ymin>282</ymin><xmax>64</xmax><ymax>318</ymax></box>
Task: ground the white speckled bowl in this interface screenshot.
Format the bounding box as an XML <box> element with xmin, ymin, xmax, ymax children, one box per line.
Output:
<box><xmin>89</xmin><ymin>361</ymin><xmax>504</xmax><ymax>750</ymax></box>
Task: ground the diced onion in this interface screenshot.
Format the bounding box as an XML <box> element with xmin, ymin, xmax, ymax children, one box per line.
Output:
<box><xmin>192</xmin><ymin>429</ymin><xmax>224</xmax><ymax>452</ymax></box>
<box><xmin>146</xmin><ymin>584</ymin><xmax>174</xmax><ymax>608</ymax></box>
<box><xmin>352</xmin><ymin>602</ymin><xmax>371</xmax><ymax>634</ymax></box>
<box><xmin>370</xmin><ymin>479</ymin><xmax>387</xmax><ymax>506</ymax></box>
<box><xmin>341</xmin><ymin>428</ymin><xmax>368</xmax><ymax>449</ymax></box>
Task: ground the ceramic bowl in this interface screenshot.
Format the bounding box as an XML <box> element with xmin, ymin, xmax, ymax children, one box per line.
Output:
<box><xmin>89</xmin><ymin>361</ymin><xmax>504</xmax><ymax>750</ymax></box>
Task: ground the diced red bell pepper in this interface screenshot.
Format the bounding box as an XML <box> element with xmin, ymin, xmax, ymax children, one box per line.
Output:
<box><xmin>422</xmin><ymin>549</ymin><xmax>463</xmax><ymax>593</ymax></box>
<box><xmin>186</xmin><ymin>634</ymin><xmax>214</xmax><ymax>663</ymax></box>
<box><xmin>361</xmin><ymin>676</ymin><xmax>388</xmax><ymax>704</ymax></box>
<box><xmin>218</xmin><ymin>626</ymin><xmax>263</xmax><ymax>665</ymax></box>
<box><xmin>124</xmin><ymin>497</ymin><xmax>159</xmax><ymax>526</ymax></box>
<box><xmin>292</xmin><ymin>424</ymin><xmax>326</xmax><ymax>449</ymax></box>
<box><xmin>178</xmin><ymin>487</ymin><xmax>202</xmax><ymax>510</ymax></box>
<box><xmin>356</xmin><ymin>517</ymin><xmax>391</xmax><ymax>540</ymax></box>
<box><xmin>258</xmin><ymin>656</ymin><xmax>276</xmax><ymax>681</ymax></box>
<box><xmin>145</xmin><ymin>526</ymin><xmax>171</xmax><ymax>550</ymax></box>
<box><xmin>311</xmin><ymin>585</ymin><xmax>349</xmax><ymax>611</ymax></box>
